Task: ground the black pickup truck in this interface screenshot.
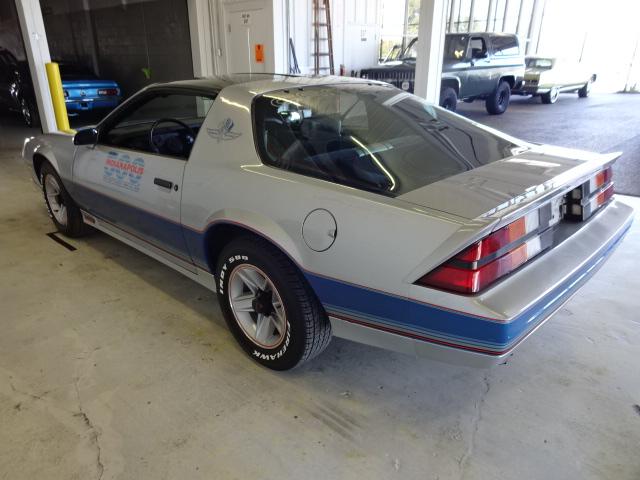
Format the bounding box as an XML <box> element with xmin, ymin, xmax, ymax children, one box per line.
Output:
<box><xmin>360</xmin><ymin>33</ymin><xmax>525</xmax><ymax>115</ymax></box>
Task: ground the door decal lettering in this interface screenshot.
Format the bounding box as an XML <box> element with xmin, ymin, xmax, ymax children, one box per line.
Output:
<box><xmin>103</xmin><ymin>151</ymin><xmax>145</xmax><ymax>192</ymax></box>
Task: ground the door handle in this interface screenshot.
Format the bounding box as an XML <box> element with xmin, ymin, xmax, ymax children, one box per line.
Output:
<box><xmin>154</xmin><ymin>177</ymin><xmax>173</xmax><ymax>189</ymax></box>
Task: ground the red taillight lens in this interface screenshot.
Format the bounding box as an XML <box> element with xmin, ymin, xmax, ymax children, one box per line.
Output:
<box><xmin>98</xmin><ymin>88</ymin><xmax>118</xmax><ymax>96</ymax></box>
<box><xmin>421</xmin><ymin>243</ymin><xmax>531</xmax><ymax>294</ymax></box>
<box><xmin>417</xmin><ymin>210</ymin><xmax>550</xmax><ymax>294</ymax></box>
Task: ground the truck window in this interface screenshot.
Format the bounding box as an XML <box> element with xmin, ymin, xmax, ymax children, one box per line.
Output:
<box><xmin>469</xmin><ymin>37</ymin><xmax>487</xmax><ymax>59</ymax></box>
<box><xmin>492</xmin><ymin>36</ymin><xmax>519</xmax><ymax>56</ymax></box>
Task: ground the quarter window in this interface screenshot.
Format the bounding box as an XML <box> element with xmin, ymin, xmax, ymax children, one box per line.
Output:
<box><xmin>492</xmin><ymin>36</ymin><xmax>519</xmax><ymax>56</ymax></box>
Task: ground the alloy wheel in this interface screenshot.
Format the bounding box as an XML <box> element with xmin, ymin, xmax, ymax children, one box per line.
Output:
<box><xmin>228</xmin><ymin>265</ymin><xmax>287</xmax><ymax>348</ymax></box>
<box><xmin>44</xmin><ymin>175</ymin><xmax>68</xmax><ymax>226</ymax></box>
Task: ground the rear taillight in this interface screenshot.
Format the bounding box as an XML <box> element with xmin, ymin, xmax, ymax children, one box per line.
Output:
<box><xmin>418</xmin><ymin>165</ymin><xmax>615</xmax><ymax>295</ymax></box>
<box><xmin>417</xmin><ymin>210</ymin><xmax>552</xmax><ymax>294</ymax></box>
<box><xmin>98</xmin><ymin>88</ymin><xmax>118</xmax><ymax>96</ymax></box>
<box><xmin>566</xmin><ymin>166</ymin><xmax>614</xmax><ymax>221</ymax></box>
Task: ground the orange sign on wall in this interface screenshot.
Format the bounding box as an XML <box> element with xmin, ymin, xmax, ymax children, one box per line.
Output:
<box><xmin>255</xmin><ymin>44</ymin><xmax>264</xmax><ymax>63</ymax></box>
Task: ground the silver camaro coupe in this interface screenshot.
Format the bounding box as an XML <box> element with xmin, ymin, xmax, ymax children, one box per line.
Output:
<box><xmin>23</xmin><ymin>74</ymin><xmax>633</xmax><ymax>370</ymax></box>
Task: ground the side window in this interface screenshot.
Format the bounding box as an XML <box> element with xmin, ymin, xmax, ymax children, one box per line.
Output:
<box><xmin>492</xmin><ymin>36</ymin><xmax>519</xmax><ymax>56</ymax></box>
<box><xmin>469</xmin><ymin>37</ymin><xmax>487</xmax><ymax>59</ymax></box>
<box><xmin>101</xmin><ymin>93</ymin><xmax>216</xmax><ymax>159</ymax></box>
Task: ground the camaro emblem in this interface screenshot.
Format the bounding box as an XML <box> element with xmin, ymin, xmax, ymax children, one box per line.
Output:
<box><xmin>207</xmin><ymin>118</ymin><xmax>241</xmax><ymax>142</ymax></box>
<box><xmin>80</xmin><ymin>90</ymin><xmax>86</xmax><ymax>97</ymax></box>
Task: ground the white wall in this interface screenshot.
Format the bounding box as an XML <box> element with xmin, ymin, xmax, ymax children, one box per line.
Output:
<box><xmin>288</xmin><ymin>0</ymin><xmax>381</xmax><ymax>75</ymax></box>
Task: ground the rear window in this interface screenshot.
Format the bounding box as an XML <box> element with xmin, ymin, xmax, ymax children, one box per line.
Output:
<box><xmin>59</xmin><ymin>64</ymin><xmax>97</xmax><ymax>80</ymax></box>
<box><xmin>526</xmin><ymin>58</ymin><xmax>554</xmax><ymax>69</ymax></box>
<box><xmin>253</xmin><ymin>84</ymin><xmax>522</xmax><ymax>196</ymax></box>
<box><xmin>492</xmin><ymin>36</ymin><xmax>519</xmax><ymax>56</ymax></box>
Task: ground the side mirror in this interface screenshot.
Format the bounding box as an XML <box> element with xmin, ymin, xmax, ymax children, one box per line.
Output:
<box><xmin>472</xmin><ymin>50</ymin><xmax>488</xmax><ymax>60</ymax></box>
<box><xmin>73</xmin><ymin>127</ymin><xmax>98</xmax><ymax>146</ymax></box>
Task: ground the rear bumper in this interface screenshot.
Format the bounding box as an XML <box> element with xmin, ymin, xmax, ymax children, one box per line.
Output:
<box><xmin>327</xmin><ymin>200</ymin><xmax>634</xmax><ymax>367</ymax></box>
<box><xmin>65</xmin><ymin>97</ymin><xmax>120</xmax><ymax>111</ymax></box>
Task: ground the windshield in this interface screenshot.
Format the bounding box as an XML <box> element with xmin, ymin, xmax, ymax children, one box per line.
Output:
<box><xmin>254</xmin><ymin>84</ymin><xmax>522</xmax><ymax>197</ymax></box>
<box><xmin>444</xmin><ymin>34</ymin><xmax>469</xmax><ymax>60</ymax></box>
<box><xmin>526</xmin><ymin>58</ymin><xmax>554</xmax><ymax>69</ymax></box>
<box><xmin>398</xmin><ymin>38</ymin><xmax>418</xmax><ymax>61</ymax></box>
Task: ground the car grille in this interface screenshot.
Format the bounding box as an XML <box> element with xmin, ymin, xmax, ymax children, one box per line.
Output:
<box><xmin>360</xmin><ymin>70</ymin><xmax>415</xmax><ymax>90</ymax></box>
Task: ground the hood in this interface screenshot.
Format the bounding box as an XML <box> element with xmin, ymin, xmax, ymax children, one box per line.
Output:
<box><xmin>398</xmin><ymin>145</ymin><xmax>619</xmax><ymax>220</ymax></box>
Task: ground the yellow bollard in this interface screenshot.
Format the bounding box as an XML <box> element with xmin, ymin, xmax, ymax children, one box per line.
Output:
<box><xmin>45</xmin><ymin>62</ymin><xmax>74</xmax><ymax>134</ymax></box>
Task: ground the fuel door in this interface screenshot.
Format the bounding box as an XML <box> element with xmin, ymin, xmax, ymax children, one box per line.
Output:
<box><xmin>302</xmin><ymin>209</ymin><xmax>337</xmax><ymax>252</ymax></box>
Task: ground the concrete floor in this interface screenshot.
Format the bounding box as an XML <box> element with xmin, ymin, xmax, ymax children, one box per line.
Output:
<box><xmin>1</xmin><ymin>109</ymin><xmax>640</xmax><ymax>480</ymax></box>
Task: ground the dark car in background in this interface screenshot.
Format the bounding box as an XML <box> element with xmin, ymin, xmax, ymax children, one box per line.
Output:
<box><xmin>58</xmin><ymin>63</ymin><xmax>122</xmax><ymax>114</ymax></box>
<box><xmin>0</xmin><ymin>47</ymin><xmax>39</xmax><ymax>126</ymax></box>
<box><xmin>360</xmin><ymin>33</ymin><xmax>525</xmax><ymax>115</ymax></box>
<box><xmin>0</xmin><ymin>47</ymin><xmax>122</xmax><ymax>127</ymax></box>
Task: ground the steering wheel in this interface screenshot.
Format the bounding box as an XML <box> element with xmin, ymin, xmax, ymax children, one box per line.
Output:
<box><xmin>149</xmin><ymin>118</ymin><xmax>196</xmax><ymax>155</ymax></box>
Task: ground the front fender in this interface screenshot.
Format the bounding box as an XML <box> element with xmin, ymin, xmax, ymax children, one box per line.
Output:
<box><xmin>22</xmin><ymin>133</ymin><xmax>75</xmax><ymax>184</ymax></box>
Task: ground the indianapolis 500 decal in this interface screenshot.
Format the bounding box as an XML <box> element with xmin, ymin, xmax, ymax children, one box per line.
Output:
<box><xmin>103</xmin><ymin>151</ymin><xmax>145</xmax><ymax>192</ymax></box>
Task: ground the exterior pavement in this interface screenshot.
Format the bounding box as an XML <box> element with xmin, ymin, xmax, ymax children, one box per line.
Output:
<box><xmin>457</xmin><ymin>92</ymin><xmax>640</xmax><ymax>197</ymax></box>
<box><xmin>1</xmin><ymin>105</ymin><xmax>639</xmax><ymax>480</ymax></box>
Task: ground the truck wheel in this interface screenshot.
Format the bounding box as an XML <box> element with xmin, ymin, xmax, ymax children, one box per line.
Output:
<box><xmin>439</xmin><ymin>87</ymin><xmax>458</xmax><ymax>111</ymax></box>
<box><xmin>20</xmin><ymin>97</ymin><xmax>39</xmax><ymax>128</ymax></box>
<box><xmin>578</xmin><ymin>79</ymin><xmax>592</xmax><ymax>98</ymax></box>
<box><xmin>40</xmin><ymin>162</ymin><xmax>90</xmax><ymax>237</ymax></box>
<box><xmin>485</xmin><ymin>81</ymin><xmax>511</xmax><ymax>114</ymax></box>
<box><xmin>541</xmin><ymin>87</ymin><xmax>559</xmax><ymax>104</ymax></box>
<box><xmin>216</xmin><ymin>235</ymin><xmax>332</xmax><ymax>370</ymax></box>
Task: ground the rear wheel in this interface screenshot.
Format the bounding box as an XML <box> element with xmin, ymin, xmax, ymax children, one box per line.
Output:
<box><xmin>439</xmin><ymin>87</ymin><xmax>458</xmax><ymax>111</ymax></box>
<box><xmin>40</xmin><ymin>162</ymin><xmax>89</xmax><ymax>237</ymax></box>
<box><xmin>216</xmin><ymin>235</ymin><xmax>332</xmax><ymax>370</ymax></box>
<box><xmin>578</xmin><ymin>79</ymin><xmax>592</xmax><ymax>98</ymax></box>
<box><xmin>485</xmin><ymin>81</ymin><xmax>511</xmax><ymax>115</ymax></box>
<box><xmin>541</xmin><ymin>86</ymin><xmax>559</xmax><ymax>104</ymax></box>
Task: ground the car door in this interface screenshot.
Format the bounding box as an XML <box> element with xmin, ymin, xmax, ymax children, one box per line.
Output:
<box><xmin>463</xmin><ymin>36</ymin><xmax>494</xmax><ymax>97</ymax></box>
<box><xmin>72</xmin><ymin>90</ymin><xmax>215</xmax><ymax>265</ymax></box>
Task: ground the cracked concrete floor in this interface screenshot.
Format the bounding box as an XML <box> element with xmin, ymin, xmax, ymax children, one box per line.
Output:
<box><xmin>1</xmin><ymin>115</ymin><xmax>640</xmax><ymax>480</ymax></box>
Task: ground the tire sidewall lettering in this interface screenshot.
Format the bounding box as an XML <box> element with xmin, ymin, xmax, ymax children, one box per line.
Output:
<box><xmin>219</xmin><ymin>253</ymin><xmax>292</xmax><ymax>364</ymax></box>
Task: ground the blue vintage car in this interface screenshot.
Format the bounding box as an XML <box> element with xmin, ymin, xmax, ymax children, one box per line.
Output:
<box><xmin>59</xmin><ymin>64</ymin><xmax>122</xmax><ymax>114</ymax></box>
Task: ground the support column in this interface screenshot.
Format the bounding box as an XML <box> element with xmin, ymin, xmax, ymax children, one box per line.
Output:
<box><xmin>467</xmin><ymin>0</ymin><xmax>476</xmax><ymax>32</ymax></box>
<box><xmin>187</xmin><ymin>0</ymin><xmax>215</xmax><ymax>77</ymax></box>
<box><xmin>14</xmin><ymin>0</ymin><xmax>57</xmax><ymax>133</ymax></box>
<box><xmin>448</xmin><ymin>0</ymin><xmax>459</xmax><ymax>32</ymax></box>
<box><xmin>413</xmin><ymin>0</ymin><xmax>447</xmax><ymax>104</ymax></box>
<box><xmin>525</xmin><ymin>0</ymin><xmax>545</xmax><ymax>55</ymax></box>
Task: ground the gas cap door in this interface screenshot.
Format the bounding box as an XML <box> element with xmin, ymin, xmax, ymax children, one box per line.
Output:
<box><xmin>302</xmin><ymin>209</ymin><xmax>337</xmax><ymax>252</ymax></box>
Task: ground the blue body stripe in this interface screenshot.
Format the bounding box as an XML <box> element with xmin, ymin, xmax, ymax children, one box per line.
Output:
<box><xmin>72</xmin><ymin>183</ymin><xmax>630</xmax><ymax>355</ymax></box>
<box><xmin>74</xmin><ymin>184</ymin><xmax>193</xmax><ymax>262</ymax></box>
<box><xmin>307</xmin><ymin>221</ymin><xmax>630</xmax><ymax>353</ymax></box>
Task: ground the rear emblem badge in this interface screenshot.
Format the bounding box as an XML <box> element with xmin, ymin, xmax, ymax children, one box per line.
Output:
<box><xmin>207</xmin><ymin>118</ymin><xmax>241</xmax><ymax>142</ymax></box>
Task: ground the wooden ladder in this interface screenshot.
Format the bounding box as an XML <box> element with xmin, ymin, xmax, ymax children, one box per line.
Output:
<box><xmin>312</xmin><ymin>0</ymin><xmax>334</xmax><ymax>75</ymax></box>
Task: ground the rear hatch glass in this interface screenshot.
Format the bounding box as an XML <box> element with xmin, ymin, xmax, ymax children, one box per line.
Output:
<box><xmin>253</xmin><ymin>84</ymin><xmax>524</xmax><ymax>197</ymax></box>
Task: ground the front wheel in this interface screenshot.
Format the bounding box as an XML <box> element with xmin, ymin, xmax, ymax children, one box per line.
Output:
<box><xmin>41</xmin><ymin>162</ymin><xmax>90</xmax><ymax>237</ymax></box>
<box><xmin>216</xmin><ymin>236</ymin><xmax>332</xmax><ymax>370</ymax></box>
<box><xmin>485</xmin><ymin>81</ymin><xmax>511</xmax><ymax>114</ymax></box>
<box><xmin>541</xmin><ymin>86</ymin><xmax>559</xmax><ymax>104</ymax></box>
<box><xmin>439</xmin><ymin>87</ymin><xmax>458</xmax><ymax>112</ymax></box>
